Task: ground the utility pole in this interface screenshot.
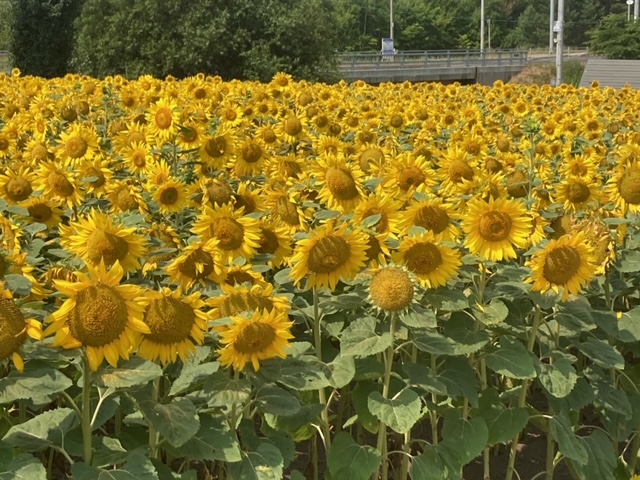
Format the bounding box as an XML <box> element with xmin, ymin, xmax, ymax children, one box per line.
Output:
<box><xmin>480</xmin><ymin>0</ymin><xmax>485</xmax><ymax>53</ymax></box>
<box><xmin>555</xmin><ymin>0</ymin><xmax>564</xmax><ymax>86</ymax></box>
<box><xmin>635</xmin><ymin>0</ymin><xmax>639</xmax><ymax>23</ymax></box>
<box><xmin>389</xmin><ymin>0</ymin><xmax>394</xmax><ymax>40</ymax></box>
<box><xmin>487</xmin><ymin>19</ymin><xmax>491</xmax><ymax>51</ymax></box>
<box><xmin>549</xmin><ymin>0</ymin><xmax>555</xmax><ymax>55</ymax></box>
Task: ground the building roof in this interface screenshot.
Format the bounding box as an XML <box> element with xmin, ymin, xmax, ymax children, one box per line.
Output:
<box><xmin>579</xmin><ymin>58</ymin><xmax>640</xmax><ymax>89</ymax></box>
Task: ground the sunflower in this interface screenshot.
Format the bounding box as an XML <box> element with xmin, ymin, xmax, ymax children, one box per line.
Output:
<box><xmin>112</xmin><ymin>122</ymin><xmax>151</xmax><ymax>152</ymax></box>
<box><xmin>44</xmin><ymin>261</ymin><xmax>150</xmax><ymax>371</ymax></box>
<box><xmin>393</xmin><ymin>233</ymin><xmax>461</xmax><ymax>288</ymax></box>
<box><xmin>234</xmin><ymin>181</ymin><xmax>266</xmax><ymax>214</ymax></box>
<box><xmin>209</xmin><ymin>283</ymin><xmax>290</xmax><ymax>320</ymax></box>
<box><xmin>122</xmin><ymin>141</ymin><xmax>154</xmax><ymax>175</ymax></box>
<box><xmin>138</xmin><ymin>287</ymin><xmax>211</xmax><ymax>365</ymax></box>
<box><xmin>220</xmin><ymin>264</ymin><xmax>269</xmax><ymax>288</ymax></box>
<box><xmin>313</xmin><ymin>154</ymin><xmax>364</xmax><ymax>212</ymax></box>
<box><xmin>1</xmin><ymin>250</ymin><xmax>50</xmax><ymax>300</ymax></box>
<box><xmin>166</xmin><ymin>239</ymin><xmax>223</xmax><ymax>289</ymax></box>
<box><xmin>571</xmin><ymin>218</ymin><xmax>615</xmax><ymax>275</ymax></box>
<box><xmin>35</xmin><ymin>161</ymin><xmax>84</xmax><ymax>209</ymax></box>
<box><xmin>526</xmin><ymin>232</ymin><xmax>597</xmax><ymax>301</ymax></box>
<box><xmin>265</xmin><ymin>153</ymin><xmax>305</xmax><ymax>182</ymax></box>
<box><xmin>233</xmin><ymin>136</ymin><xmax>269</xmax><ymax>177</ymax></box>
<box><xmin>462</xmin><ymin>197</ymin><xmax>532</xmax><ymax>262</ymax></box>
<box><xmin>56</xmin><ymin>123</ymin><xmax>100</xmax><ymax>163</ymax></box>
<box><xmin>289</xmin><ymin>220</ymin><xmax>368</xmax><ymax>291</ymax></box>
<box><xmin>352</xmin><ymin>192</ymin><xmax>402</xmax><ymax>237</ymax></box>
<box><xmin>554</xmin><ymin>176</ymin><xmax>602</xmax><ymax>212</ymax></box>
<box><xmin>0</xmin><ymin>166</ymin><xmax>36</xmax><ymax>204</ymax></box>
<box><xmin>218</xmin><ymin>102</ymin><xmax>245</xmax><ymax>128</ymax></box>
<box><xmin>22</xmin><ymin>197</ymin><xmax>64</xmax><ymax>228</ymax></box>
<box><xmin>191</xmin><ymin>203</ymin><xmax>262</xmax><ymax>262</ymax></box>
<box><xmin>0</xmin><ymin>289</ymin><xmax>43</xmax><ymax>372</ymax></box>
<box><xmin>152</xmin><ymin>177</ymin><xmax>189</xmax><ymax>214</ymax></box>
<box><xmin>398</xmin><ymin>197</ymin><xmax>460</xmax><ymax>240</ymax></box>
<box><xmin>59</xmin><ymin>210</ymin><xmax>147</xmax><ymax>274</ymax></box>
<box><xmin>22</xmin><ymin>138</ymin><xmax>53</xmax><ymax>165</ymax></box>
<box><xmin>175</xmin><ymin>121</ymin><xmax>205</xmax><ymax>152</ymax></box>
<box><xmin>78</xmin><ymin>157</ymin><xmax>113</xmax><ymax>198</ymax></box>
<box><xmin>363</xmin><ymin>231</ymin><xmax>392</xmax><ymax>268</ymax></box>
<box><xmin>105</xmin><ymin>182</ymin><xmax>148</xmax><ymax>214</ymax></box>
<box><xmin>255</xmin><ymin>219</ymin><xmax>293</xmax><ymax>268</ymax></box>
<box><xmin>276</xmin><ymin>111</ymin><xmax>308</xmax><ymax>144</ymax></box>
<box><xmin>199</xmin><ymin>177</ymin><xmax>234</xmax><ymax>208</ymax></box>
<box><xmin>606</xmin><ymin>161</ymin><xmax>640</xmax><ymax>215</ymax></box>
<box><xmin>382</xmin><ymin>153</ymin><xmax>436</xmax><ymax>200</ymax></box>
<box><xmin>368</xmin><ymin>265</ymin><xmax>417</xmax><ymax>313</ymax></box>
<box><xmin>437</xmin><ymin>146</ymin><xmax>478</xmax><ymax>196</ymax></box>
<box><xmin>146</xmin><ymin>98</ymin><xmax>180</xmax><ymax>145</ymax></box>
<box><xmin>217</xmin><ymin>309</ymin><xmax>294</xmax><ymax>372</ymax></box>
<box><xmin>264</xmin><ymin>188</ymin><xmax>311</xmax><ymax>233</ymax></box>
<box><xmin>199</xmin><ymin>131</ymin><xmax>235</xmax><ymax>169</ymax></box>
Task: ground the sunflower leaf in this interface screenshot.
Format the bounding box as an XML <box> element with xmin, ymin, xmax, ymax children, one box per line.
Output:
<box><xmin>327</xmin><ymin>432</ymin><xmax>381</xmax><ymax>480</ymax></box>
<box><xmin>368</xmin><ymin>389</ymin><xmax>423</xmax><ymax>434</ymax></box>
<box><xmin>227</xmin><ymin>443</ymin><xmax>283</xmax><ymax>480</ymax></box>
<box><xmin>137</xmin><ymin>397</ymin><xmax>199</xmax><ymax>448</ymax></box>
<box><xmin>2</xmin><ymin>408</ymin><xmax>77</xmax><ymax>452</ymax></box>
<box><xmin>0</xmin><ymin>454</ymin><xmax>46</xmax><ymax>480</ymax></box>
<box><xmin>0</xmin><ymin>368</ymin><xmax>72</xmax><ymax>404</ymax></box>
<box><xmin>96</xmin><ymin>357</ymin><xmax>163</xmax><ymax>390</ymax></box>
<box><xmin>340</xmin><ymin>316</ymin><xmax>392</xmax><ymax>358</ymax></box>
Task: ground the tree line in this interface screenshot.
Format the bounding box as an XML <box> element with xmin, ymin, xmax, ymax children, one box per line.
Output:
<box><xmin>3</xmin><ymin>0</ymin><xmax>638</xmax><ymax>81</ymax></box>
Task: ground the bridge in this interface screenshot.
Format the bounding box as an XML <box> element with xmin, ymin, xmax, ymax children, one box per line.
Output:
<box><xmin>336</xmin><ymin>48</ymin><xmax>589</xmax><ymax>85</ymax></box>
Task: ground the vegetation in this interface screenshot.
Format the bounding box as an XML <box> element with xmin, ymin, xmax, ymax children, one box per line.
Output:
<box><xmin>0</xmin><ymin>70</ymin><xmax>640</xmax><ymax>480</ymax></box>
<box><xmin>589</xmin><ymin>13</ymin><xmax>640</xmax><ymax>59</ymax></box>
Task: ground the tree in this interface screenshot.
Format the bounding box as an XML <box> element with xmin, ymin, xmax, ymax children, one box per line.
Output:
<box><xmin>588</xmin><ymin>13</ymin><xmax>640</xmax><ymax>59</ymax></box>
<box><xmin>73</xmin><ymin>0</ymin><xmax>338</xmax><ymax>82</ymax></box>
<box><xmin>10</xmin><ymin>0</ymin><xmax>81</xmax><ymax>78</ymax></box>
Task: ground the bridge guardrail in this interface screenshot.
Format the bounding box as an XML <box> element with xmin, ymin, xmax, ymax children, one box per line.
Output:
<box><xmin>336</xmin><ymin>49</ymin><xmax>529</xmax><ymax>71</ymax></box>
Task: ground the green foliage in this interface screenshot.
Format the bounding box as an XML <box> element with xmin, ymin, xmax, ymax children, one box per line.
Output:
<box><xmin>73</xmin><ymin>0</ymin><xmax>338</xmax><ymax>81</ymax></box>
<box><xmin>10</xmin><ymin>0</ymin><xmax>81</xmax><ymax>78</ymax></box>
<box><xmin>589</xmin><ymin>13</ymin><xmax>640</xmax><ymax>59</ymax></box>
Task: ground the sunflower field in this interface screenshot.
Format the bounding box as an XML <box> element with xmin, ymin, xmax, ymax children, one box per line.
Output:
<box><xmin>1</xmin><ymin>69</ymin><xmax>640</xmax><ymax>480</ymax></box>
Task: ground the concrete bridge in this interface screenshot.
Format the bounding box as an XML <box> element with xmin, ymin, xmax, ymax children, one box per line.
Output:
<box><xmin>336</xmin><ymin>48</ymin><xmax>588</xmax><ymax>85</ymax></box>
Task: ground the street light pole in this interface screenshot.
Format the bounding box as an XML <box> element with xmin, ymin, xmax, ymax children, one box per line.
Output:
<box><xmin>480</xmin><ymin>0</ymin><xmax>485</xmax><ymax>53</ymax></box>
<box><xmin>487</xmin><ymin>19</ymin><xmax>491</xmax><ymax>51</ymax></box>
<box><xmin>549</xmin><ymin>0</ymin><xmax>555</xmax><ymax>55</ymax></box>
<box><xmin>555</xmin><ymin>0</ymin><xmax>564</xmax><ymax>86</ymax></box>
<box><xmin>635</xmin><ymin>0</ymin><xmax>639</xmax><ymax>23</ymax></box>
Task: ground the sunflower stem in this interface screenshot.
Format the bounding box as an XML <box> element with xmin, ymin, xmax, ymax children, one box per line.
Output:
<box><xmin>430</xmin><ymin>353</ymin><xmax>439</xmax><ymax>446</ymax></box>
<box><xmin>149</xmin><ymin>376</ymin><xmax>160</xmax><ymax>460</ymax></box>
<box><xmin>376</xmin><ymin>312</ymin><xmax>397</xmax><ymax>480</ymax></box>
<box><xmin>313</xmin><ymin>287</ymin><xmax>332</xmax><ymax>452</ymax></box>
<box><xmin>505</xmin><ymin>305</ymin><xmax>542</xmax><ymax>480</ymax></box>
<box><xmin>545</xmin><ymin>416</ymin><xmax>555</xmax><ymax>480</ymax></box>
<box><xmin>627</xmin><ymin>431</ymin><xmax>640</xmax><ymax>475</ymax></box>
<box><xmin>81</xmin><ymin>355</ymin><xmax>93</xmax><ymax>465</ymax></box>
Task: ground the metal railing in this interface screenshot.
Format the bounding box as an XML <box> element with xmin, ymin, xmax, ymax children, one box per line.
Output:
<box><xmin>336</xmin><ymin>49</ymin><xmax>529</xmax><ymax>70</ymax></box>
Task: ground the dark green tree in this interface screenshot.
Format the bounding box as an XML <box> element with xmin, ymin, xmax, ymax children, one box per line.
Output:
<box><xmin>588</xmin><ymin>13</ymin><xmax>640</xmax><ymax>59</ymax></box>
<box><xmin>73</xmin><ymin>0</ymin><xmax>338</xmax><ymax>82</ymax></box>
<box><xmin>10</xmin><ymin>0</ymin><xmax>81</xmax><ymax>78</ymax></box>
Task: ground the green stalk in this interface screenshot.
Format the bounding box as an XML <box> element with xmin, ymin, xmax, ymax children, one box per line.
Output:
<box><xmin>400</xmin><ymin>344</ymin><xmax>419</xmax><ymax>480</ymax></box>
<box><xmin>149</xmin><ymin>377</ymin><xmax>160</xmax><ymax>459</ymax></box>
<box><xmin>81</xmin><ymin>355</ymin><xmax>93</xmax><ymax>465</ymax></box>
<box><xmin>377</xmin><ymin>312</ymin><xmax>398</xmax><ymax>480</ymax></box>
<box><xmin>505</xmin><ymin>305</ymin><xmax>542</xmax><ymax>480</ymax></box>
<box><xmin>545</xmin><ymin>417</ymin><xmax>555</xmax><ymax>480</ymax></box>
<box><xmin>313</xmin><ymin>288</ymin><xmax>332</xmax><ymax>452</ymax></box>
<box><xmin>430</xmin><ymin>353</ymin><xmax>439</xmax><ymax>446</ymax></box>
<box><xmin>628</xmin><ymin>432</ymin><xmax>640</xmax><ymax>475</ymax></box>
<box><xmin>481</xmin><ymin>358</ymin><xmax>490</xmax><ymax>480</ymax></box>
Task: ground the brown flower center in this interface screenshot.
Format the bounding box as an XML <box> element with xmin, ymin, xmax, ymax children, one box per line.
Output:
<box><xmin>159</xmin><ymin>186</ymin><xmax>179</xmax><ymax>206</ymax></box>
<box><xmin>326</xmin><ymin>167</ymin><xmax>359</xmax><ymax>201</ymax></box>
<box><xmin>284</xmin><ymin>117</ymin><xmax>303</xmax><ymax>137</ymax></box>
<box><xmin>144</xmin><ymin>297</ymin><xmax>195</xmax><ymax>344</ymax></box>
<box><xmin>70</xmin><ymin>285</ymin><xmax>128</xmax><ymax>347</ymax></box>
<box><xmin>211</xmin><ymin>217</ymin><xmax>245</xmax><ymax>251</ymax></box>
<box><xmin>0</xmin><ymin>298</ymin><xmax>27</xmax><ymax>361</ymax></box>
<box><xmin>65</xmin><ymin>136</ymin><xmax>88</xmax><ymax>159</ymax></box>
<box><xmin>86</xmin><ymin>230</ymin><xmax>129</xmax><ymax>267</ymax></box>
<box><xmin>204</xmin><ymin>136</ymin><xmax>227</xmax><ymax>158</ymax></box>
<box><xmin>398</xmin><ymin>166</ymin><xmax>426</xmax><ymax>191</ymax></box>
<box><xmin>566</xmin><ymin>182</ymin><xmax>591</xmax><ymax>204</ymax></box>
<box><xmin>405</xmin><ymin>242</ymin><xmax>443</xmax><ymax>274</ymax></box>
<box><xmin>478</xmin><ymin>211</ymin><xmax>513</xmax><ymax>242</ymax></box>
<box><xmin>154</xmin><ymin>107</ymin><xmax>173</xmax><ymax>130</ymax></box>
<box><xmin>542</xmin><ymin>245</ymin><xmax>582</xmax><ymax>285</ymax></box>
<box><xmin>5</xmin><ymin>177</ymin><xmax>32</xmax><ymax>202</ymax></box>
<box><xmin>28</xmin><ymin>202</ymin><xmax>53</xmax><ymax>223</ymax></box>
<box><xmin>48</xmin><ymin>171</ymin><xmax>75</xmax><ymax>197</ymax></box>
<box><xmin>241</xmin><ymin>142</ymin><xmax>263</xmax><ymax>163</ymax></box>
<box><xmin>178</xmin><ymin>248</ymin><xmax>215</xmax><ymax>280</ymax></box>
<box><xmin>218</xmin><ymin>293</ymin><xmax>274</xmax><ymax>317</ymax></box>
<box><xmin>370</xmin><ymin>268</ymin><xmax>414</xmax><ymax>311</ymax></box>
<box><xmin>619</xmin><ymin>170</ymin><xmax>640</xmax><ymax>205</ymax></box>
<box><xmin>414</xmin><ymin>205</ymin><xmax>449</xmax><ymax>234</ymax></box>
<box><xmin>234</xmin><ymin>322</ymin><xmax>277</xmax><ymax>354</ymax></box>
<box><xmin>307</xmin><ymin>236</ymin><xmax>351</xmax><ymax>274</ymax></box>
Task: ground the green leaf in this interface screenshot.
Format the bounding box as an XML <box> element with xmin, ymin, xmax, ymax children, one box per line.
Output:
<box><xmin>476</xmin><ymin>389</ymin><xmax>528</xmax><ymax>446</ymax></box>
<box><xmin>442</xmin><ymin>319</ymin><xmax>490</xmax><ymax>355</ymax></box>
<box><xmin>203</xmin><ymin>372</ymin><xmax>252</xmax><ymax>406</ymax></box>
<box><xmin>351</xmin><ymin>381</ymin><xmax>380</xmax><ymax>434</ymax></box>
<box><xmin>569</xmin><ymin>430</ymin><xmax>617</xmax><ymax>480</ymax></box>
<box><xmin>0</xmin><ymin>454</ymin><xmax>46</xmax><ymax>480</ymax></box>
<box><xmin>412</xmin><ymin>330</ymin><xmax>456</xmax><ymax>355</ymax></box>
<box><xmin>547</xmin><ymin>377</ymin><xmax>595</xmax><ymax>413</ymax></box>
<box><xmin>576</xmin><ymin>337</ymin><xmax>624</xmax><ymax>370</ymax></box>
<box><xmin>2</xmin><ymin>408</ymin><xmax>77</xmax><ymax>452</ymax></box>
<box><xmin>258</xmin><ymin>356</ymin><xmax>331</xmax><ymax>391</ymax></box>
<box><xmin>485</xmin><ymin>337</ymin><xmax>536</xmax><ymax>379</ymax></box>
<box><xmin>92</xmin><ymin>437</ymin><xmax>129</xmax><ymax>468</ymax></box>
<box><xmin>328</xmin><ymin>355</ymin><xmax>355</xmax><ymax>388</ymax></box>
<box><xmin>403</xmin><ymin>363</ymin><xmax>447</xmax><ymax>396</ymax></box>
<box><xmin>340</xmin><ymin>316</ymin><xmax>392</xmax><ymax>358</ymax></box>
<box><xmin>255</xmin><ymin>385</ymin><xmax>300</xmax><ymax>416</ymax></box>
<box><xmin>166</xmin><ymin>415</ymin><xmax>241</xmax><ymax>463</ymax></box>
<box><xmin>3</xmin><ymin>275</ymin><xmax>31</xmax><ymax>296</ymax></box>
<box><xmin>424</xmin><ymin>289</ymin><xmax>469</xmax><ymax>311</ymax></box>
<box><xmin>400</xmin><ymin>307</ymin><xmax>437</xmax><ymax>329</ymax></box>
<box><xmin>368</xmin><ymin>389</ymin><xmax>423</xmax><ymax>434</ymax></box>
<box><xmin>137</xmin><ymin>397</ymin><xmax>199</xmax><ymax>448</ymax></box>
<box><xmin>227</xmin><ymin>443</ymin><xmax>283</xmax><ymax>480</ymax></box>
<box><xmin>591</xmin><ymin>376</ymin><xmax>632</xmax><ymax>417</ymax></box>
<box><xmin>549</xmin><ymin>411</ymin><xmax>588</xmax><ymax>465</ymax></box>
<box><xmin>438</xmin><ymin>357</ymin><xmax>479</xmax><ymax>406</ymax></box>
<box><xmin>0</xmin><ymin>369</ymin><xmax>72</xmax><ymax>404</ymax></box>
<box><xmin>536</xmin><ymin>354</ymin><xmax>578</xmax><ymax>399</ymax></box>
<box><xmin>473</xmin><ymin>299</ymin><xmax>509</xmax><ymax>326</ymax></box>
<box><xmin>327</xmin><ymin>432</ymin><xmax>381</xmax><ymax>480</ymax></box>
<box><xmin>614</xmin><ymin>307</ymin><xmax>640</xmax><ymax>343</ymax></box>
<box><xmin>440</xmin><ymin>411</ymin><xmax>489</xmax><ymax>465</ymax></box>
<box><xmin>615</xmin><ymin>248</ymin><xmax>640</xmax><ymax>273</ymax></box>
<box><xmin>264</xmin><ymin>404</ymin><xmax>324</xmax><ymax>442</ymax></box>
<box><xmin>169</xmin><ymin>360</ymin><xmax>219</xmax><ymax>396</ymax></box>
<box><xmin>410</xmin><ymin>446</ymin><xmax>447</xmax><ymax>480</ymax></box>
<box><xmin>71</xmin><ymin>452</ymin><xmax>159</xmax><ymax>479</ymax></box>
<box><xmin>97</xmin><ymin>357</ymin><xmax>163</xmax><ymax>389</ymax></box>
